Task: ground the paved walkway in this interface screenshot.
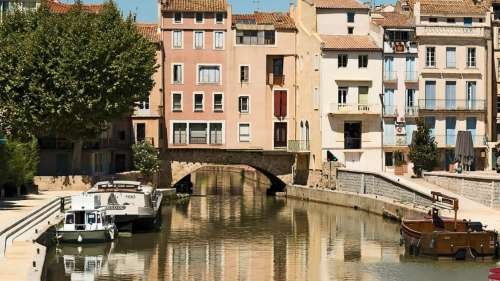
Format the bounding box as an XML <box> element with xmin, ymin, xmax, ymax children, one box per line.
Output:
<box><xmin>391</xmin><ymin>173</ymin><xmax>500</xmax><ymax>231</ymax></box>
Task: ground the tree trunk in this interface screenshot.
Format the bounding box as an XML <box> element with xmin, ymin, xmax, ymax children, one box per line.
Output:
<box><xmin>72</xmin><ymin>139</ymin><xmax>83</xmax><ymax>174</ymax></box>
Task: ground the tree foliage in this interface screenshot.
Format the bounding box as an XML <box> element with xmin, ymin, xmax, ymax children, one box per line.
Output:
<box><xmin>132</xmin><ymin>141</ymin><xmax>160</xmax><ymax>182</ymax></box>
<box><xmin>0</xmin><ymin>138</ymin><xmax>40</xmax><ymax>190</ymax></box>
<box><xmin>408</xmin><ymin>118</ymin><xmax>438</xmax><ymax>177</ymax></box>
<box><xmin>0</xmin><ymin>0</ymin><xmax>157</xmax><ymax>172</ymax></box>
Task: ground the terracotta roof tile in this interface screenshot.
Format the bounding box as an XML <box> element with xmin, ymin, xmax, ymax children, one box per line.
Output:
<box><xmin>313</xmin><ymin>0</ymin><xmax>368</xmax><ymax>9</ymax></box>
<box><xmin>407</xmin><ymin>0</ymin><xmax>488</xmax><ymax>15</ymax></box>
<box><xmin>232</xmin><ymin>12</ymin><xmax>296</xmax><ymax>31</ymax></box>
<box><xmin>136</xmin><ymin>23</ymin><xmax>160</xmax><ymax>43</ymax></box>
<box><xmin>48</xmin><ymin>0</ymin><xmax>103</xmax><ymax>14</ymax></box>
<box><xmin>321</xmin><ymin>35</ymin><xmax>381</xmax><ymax>51</ymax></box>
<box><xmin>162</xmin><ymin>0</ymin><xmax>227</xmax><ymax>12</ymax></box>
<box><xmin>372</xmin><ymin>12</ymin><xmax>414</xmax><ymax>28</ymax></box>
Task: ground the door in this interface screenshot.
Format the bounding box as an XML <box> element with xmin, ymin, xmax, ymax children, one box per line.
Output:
<box><xmin>136</xmin><ymin>123</ymin><xmax>146</xmax><ymax>142</ymax></box>
<box><xmin>345</xmin><ymin>153</ymin><xmax>361</xmax><ymax>169</ymax></box>
<box><xmin>445</xmin><ymin>81</ymin><xmax>456</xmax><ymax>109</ymax></box>
<box><xmin>446</xmin><ymin>117</ymin><xmax>456</xmax><ymax>145</ymax></box>
<box><xmin>274</xmin><ymin>122</ymin><xmax>287</xmax><ymax>148</ymax></box>
<box><xmin>425</xmin><ymin>81</ymin><xmax>436</xmax><ymax>109</ymax></box>
<box><xmin>406</xmin><ymin>57</ymin><xmax>415</xmax><ymax>80</ymax></box>
<box><xmin>273</xmin><ymin>57</ymin><xmax>284</xmax><ymax>75</ymax></box>
<box><xmin>384</xmin><ymin>57</ymin><xmax>394</xmax><ymax>80</ymax></box>
<box><xmin>358</xmin><ymin>86</ymin><xmax>369</xmax><ymax>111</ymax></box>
<box><xmin>274</xmin><ymin>90</ymin><xmax>287</xmax><ymax>118</ymax></box>
<box><xmin>115</xmin><ymin>154</ymin><xmax>126</xmax><ymax>173</ymax></box>
<box><xmin>467</xmin><ymin>117</ymin><xmax>477</xmax><ymax>145</ymax></box>
<box><xmin>466</xmin><ymin>81</ymin><xmax>476</xmax><ymax>110</ymax></box>
<box><xmin>384</xmin><ymin>88</ymin><xmax>395</xmax><ymax>115</ymax></box>
<box><xmin>384</xmin><ymin>119</ymin><xmax>395</xmax><ymax>145</ymax></box>
<box><xmin>406</xmin><ymin>89</ymin><xmax>416</xmax><ymax>115</ymax></box>
<box><xmin>344</xmin><ymin>122</ymin><xmax>362</xmax><ymax>149</ymax></box>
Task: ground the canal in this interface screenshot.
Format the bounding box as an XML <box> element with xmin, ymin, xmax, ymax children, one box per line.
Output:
<box><xmin>44</xmin><ymin>168</ymin><xmax>497</xmax><ymax>281</ymax></box>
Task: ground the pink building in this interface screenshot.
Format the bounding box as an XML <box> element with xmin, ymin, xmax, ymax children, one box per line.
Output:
<box><xmin>162</xmin><ymin>0</ymin><xmax>230</xmax><ymax>149</ymax></box>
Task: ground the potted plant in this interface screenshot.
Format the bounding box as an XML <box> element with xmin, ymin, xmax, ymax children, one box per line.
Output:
<box><xmin>394</xmin><ymin>150</ymin><xmax>406</xmax><ymax>176</ymax></box>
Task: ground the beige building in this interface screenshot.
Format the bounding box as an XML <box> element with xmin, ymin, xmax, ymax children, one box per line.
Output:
<box><xmin>408</xmin><ymin>0</ymin><xmax>492</xmax><ymax>170</ymax></box>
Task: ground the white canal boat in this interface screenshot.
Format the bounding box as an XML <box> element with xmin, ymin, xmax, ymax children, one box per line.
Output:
<box><xmin>57</xmin><ymin>194</ymin><xmax>117</xmax><ymax>243</ymax></box>
<box><xmin>86</xmin><ymin>181</ymin><xmax>163</xmax><ymax>231</ymax></box>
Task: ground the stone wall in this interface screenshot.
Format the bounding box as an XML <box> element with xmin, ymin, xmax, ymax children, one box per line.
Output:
<box><xmin>423</xmin><ymin>172</ymin><xmax>500</xmax><ymax>209</ymax></box>
<box><xmin>34</xmin><ymin>171</ymin><xmax>143</xmax><ymax>191</ymax></box>
<box><xmin>336</xmin><ymin>169</ymin><xmax>433</xmax><ymax>207</ymax></box>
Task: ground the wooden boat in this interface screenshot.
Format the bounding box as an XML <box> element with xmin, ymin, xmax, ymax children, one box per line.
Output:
<box><xmin>401</xmin><ymin>191</ymin><xmax>498</xmax><ymax>260</ymax></box>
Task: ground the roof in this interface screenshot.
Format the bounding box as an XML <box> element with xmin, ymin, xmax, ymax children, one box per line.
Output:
<box><xmin>313</xmin><ymin>0</ymin><xmax>369</xmax><ymax>9</ymax></box>
<box><xmin>321</xmin><ymin>35</ymin><xmax>381</xmax><ymax>51</ymax></box>
<box><xmin>372</xmin><ymin>12</ymin><xmax>414</xmax><ymax>28</ymax></box>
<box><xmin>406</xmin><ymin>0</ymin><xmax>488</xmax><ymax>16</ymax></box>
<box><xmin>162</xmin><ymin>0</ymin><xmax>227</xmax><ymax>12</ymax></box>
<box><xmin>232</xmin><ymin>12</ymin><xmax>296</xmax><ymax>31</ymax></box>
<box><xmin>48</xmin><ymin>0</ymin><xmax>103</xmax><ymax>14</ymax></box>
<box><xmin>136</xmin><ymin>23</ymin><xmax>161</xmax><ymax>43</ymax></box>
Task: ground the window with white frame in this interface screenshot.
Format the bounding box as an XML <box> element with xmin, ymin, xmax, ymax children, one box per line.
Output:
<box><xmin>137</xmin><ymin>98</ymin><xmax>149</xmax><ymax>111</ymax></box>
<box><xmin>189</xmin><ymin>123</ymin><xmax>207</xmax><ymax>144</ymax></box>
<box><xmin>194</xmin><ymin>31</ymin><xmax>204</xmax><ymax>49</ymax></box>
<box><xmin>172</xmin><ymin>92</ymin><xmax>182</xmax><ymax>112</ymax></box>
<box><xmin>172</xmin><ymin>64</ymin><xmax>183</xmax><ymax>84</ymax></box>
<box><xmin>213</xmin><ymin>93</ymin><xmax>223</xmax><ymax>112</ymax></box>
<box><xmin>198</xmin><ymin>65</ymin><xmax>221</xmax><ymax>83</ymax></box>
<box><xmin>172</xmin><ymin>30</ymin><xmax>183</xmax><ymax>48</ymax></box>
<box><xmin>215</xmin><ymin>12</ymin><xmax>224</xmax><ymax>24</ymax></box>
<box><xmin>209</xmin><ymin>123</ymin><xmax>223</xmax><ymax>144</ymax></box>
<box><xmin>467</xmin><ymin>47</ymin><xmax>476</xmax><ymax>68</ymax></box>
<box><xmin>338</xmin><ymin>54</ymin><xmax>348</xmax><ymax>68</ymax></box>
<box><xmin>214</xmin><ymin>31</ymin><xmax>224</xmax><ymax>49</ymax></box>
<box><xmin>238</xmin><ymin>96</ymin><xmax>249</xmax><ymax>113</ymax></box>
<box><xmin>446</xmin><ymin>47</ymin><xmax>456</xmax><ymax>68</ymax></box>
<box><xmin>426</xmin><ymin>47</ymin><xmax>435</xmax><ymax>67</ymax></box>
<box><xmin>240</xmin><ymin>65</ymin><xmax>249</xmax><ymax>83</ymax></box>
<box><xmin>194</xmin><ymin>93</ymin><xmax>204</xmax><ymax>111</ymax></box>
<box><xmin>239</xmin><ymin>123</ymin><xmax>250</xmax><ymax>142</ymax></box>
<box><xmin>195</xmin><ymin>12</ymin><xmax>203</xmax><ymax>23</ymax></box>
<box><xmin>173</xmin><ymin>123</ymin><xmax>187</xmax><ymax>144</ymax></box>
<box><xmin>174</xmin><ymin>12</ymin><xmax>182</xmax><ymax>23</ymax></box>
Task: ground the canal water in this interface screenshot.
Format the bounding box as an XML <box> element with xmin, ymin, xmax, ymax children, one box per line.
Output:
<box><xmin>44</xmin><ymin>169</ymin><xmax>497</xmax><ymax>281</ymax></box>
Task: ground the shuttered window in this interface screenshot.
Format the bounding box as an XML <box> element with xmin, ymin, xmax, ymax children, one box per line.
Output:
<box><xmin>274</xmin><ymin>91</ymin><xmax>287</xmax><ymax>118</ymax></box>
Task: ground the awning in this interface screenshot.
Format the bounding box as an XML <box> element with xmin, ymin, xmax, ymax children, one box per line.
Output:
<box><xmin>455</xmin><ymin>131</ymin><xmax>474</xmax><ymax>165</ymax></box>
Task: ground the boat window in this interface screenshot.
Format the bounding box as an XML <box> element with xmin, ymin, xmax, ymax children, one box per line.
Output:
<box><xmin>97</xmin><ymin>214</ymin><xmax>101</xmax><ymax>224</ymax></box>
<box><xmin>65</xmin><ymin>214</ymin><xmax>74</xmax><ymax>224</ymax></box>
<box><xmin>75</xmin><ymin>211</ymin><xmax>85</xmax><ymax>225</ymax></box>
<box><xmin>87</xmin><ymin>213</ymin><xmax>96</xmax><ymax>224</ymax></box>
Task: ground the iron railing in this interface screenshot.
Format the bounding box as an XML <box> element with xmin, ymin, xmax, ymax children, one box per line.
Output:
<box><xmin>288</xmin><ymin>140</ymin><xmax>310</xmax><ymax>152</ymax></box>
<box><xmin>330</xmin><ymin>103</ymin><xmax>381</xmax><ymax>114</ymax></box>
<box><xmin>418</xmin><ymin>99</ymin><xmax>486</xmax><ymax>111</ymax></box>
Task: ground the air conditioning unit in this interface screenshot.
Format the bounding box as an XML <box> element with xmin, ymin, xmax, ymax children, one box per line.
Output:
<box><xmin>397</xmin><ymin>116</ymin><xmax>406</xmax><ymax>123</ymax></box>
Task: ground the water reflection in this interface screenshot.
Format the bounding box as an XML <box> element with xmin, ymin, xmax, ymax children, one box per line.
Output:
<box><xmin>45</xmin><ymin>196</ymin><xmax>496</xmax><ymax>281</ymax></box>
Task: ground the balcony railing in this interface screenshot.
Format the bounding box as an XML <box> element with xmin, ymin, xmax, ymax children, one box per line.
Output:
<box><xmin>405</xmin><ymin>106</ymin><xmax>418</xmax><ymax>117</ymax></box>
<box><xmin>418</xmin><ymin>99</ymin><xmax>486</xmax><ymax>111</ymax></box>
<box><xmin>405</xmin><ymin>71</ymin><xmax>418</xmax><ymax>82</ymax></box>
<box><xmin>383</xmin><ymin>105</ymin><xmax>397</xmax><ymax>116</ymax></box>
<box><xmin>189</xmin><ymin>136</ymin><xmax>207</xmax><ymax>144</ymax></box>
<box><xmin>383</xmin><ymin>71</ymin><xmax>397</xmax><ymax>82</ymax></box>
<box><xmin>384</xmin><ymin>135</ymin><xmax>411</xmax><ymax>146</ymax></box>
<box><xmin>267</xmin><ymin>73</ymin><xmax>285</xmax><ymax>86</ymax></box>
<box><xmin>432</xmin><ymin>134</ymin><xmax>487</xmax><ymax>147</ymax></box>
<box><xmin>288</xmin><ymin>140</ymin><xmax>310</xmax><ymax>153</ymax></box>
<box><xmin>416</xmin><ymin>25</ymin><xmax>486</xmax><ymax>38</ymax></box>
<box><xmin>330</xmin><ymin>103</ymin><xmax>381</xmax><ymax>115</ymax></box>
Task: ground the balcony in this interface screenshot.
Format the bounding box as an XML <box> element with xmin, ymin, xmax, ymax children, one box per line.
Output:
<box><xmin>384</xmin><ymin>135</ymin><xmax>411</xmax><ymax>146</ymax></box>
<box><xmin>383</xmin><ymin>71</ymin><xmax>397</xmax><ymax>83</ymax></box>
<box><xmin>405</xmin><ymin>106</ymin><xmax>418</xmax><ymax>117</ymax></box>
<box><xmin>416</xmin><ymin>25</ymin><xmax>487</xmax><ymax>38</ymax></box>
<box><xmin>287</xmin><ymin>140</ymin><xmax>310</xmax><ymax>153</ymax></box>
<box><xmin>329</xmin><ymin>103</ymin><xmax>381</xmax><ymax>115</ymax></box>
<box><xmin>433</xmin><ymin>134</ymin><xmax>487</xmax><ymax>147</ymax></box>
<box><xmin>268</xmin><ymin>73</ymin><xmax>285</xmax><ymax>86</ymax></box>
<box><xmin>405</xmin><ymin>71</ymin><xmax>418</xmax><ymax>83</ymax></box>
<box><xmin>383</xmin><ymin>105</ymin><xmax>397</xmax><ymax>117</ymax></box>
<box><xmin>418</xmin><ymin>99</ymin><xmax>486</xmax><ymax>112</ymax></box>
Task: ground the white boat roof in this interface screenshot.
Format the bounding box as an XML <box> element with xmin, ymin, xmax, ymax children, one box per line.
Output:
<box><xmin>93</xmin><ymin>180</ymin><xmax>141</xmax><ymax>188</ymax></box>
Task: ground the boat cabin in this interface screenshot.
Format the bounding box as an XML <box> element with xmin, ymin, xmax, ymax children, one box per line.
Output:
<box><xmin>62</xmin><ymin>209</ymin><xmax>112</xmax><ymax>232</ymax></box>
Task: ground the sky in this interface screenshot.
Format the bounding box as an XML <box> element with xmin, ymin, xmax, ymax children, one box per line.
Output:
<box><xmin>61</xmin><ymin>0</ymin><xmax>394</xmax><ymax>23</ymax></box>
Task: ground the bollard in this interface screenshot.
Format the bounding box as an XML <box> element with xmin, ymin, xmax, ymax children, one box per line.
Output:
<box><xmin>48</xmin><ymin>221</ymin><xmax>50</xmax><ymax>225</ymax></box>
<box><xmin>37</xmin><ymin>248</ymin><xmax>40</xmax><ymax>254</ymax></box>
<box><xmin>32</xmin><ymin>261</ymin><xmax>36</xmax><ymax>268</ymax></box>
<box><xmin>35</xmin><ymin>229</ymin><xmax>38</xmax><ymax>234</ymax></box>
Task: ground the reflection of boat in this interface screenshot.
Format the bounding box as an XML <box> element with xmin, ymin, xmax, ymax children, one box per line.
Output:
<box><xmin>87</xmin><ymin>181</ymin><xmax>163</xmax><ymax>231</ymax></box>
<box><xmin>401</xmin><ymin>191</ymin><xmax>498</xmax><ymax>260</ymax></box>
<box><xmin>56</xmin><ymin>243</ymin><xmax>112</xmax><ymax>280</ymax></box>
<box><xmin>57</xmin><ymin>194</ymin><xmax>117</xmax><ymax>243</ymax></box>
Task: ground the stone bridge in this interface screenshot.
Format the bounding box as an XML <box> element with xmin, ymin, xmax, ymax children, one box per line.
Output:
<box><xmin>160</xmin><ymin>149</ymin><xmax>297</xmax><ymax>190</ymax></box>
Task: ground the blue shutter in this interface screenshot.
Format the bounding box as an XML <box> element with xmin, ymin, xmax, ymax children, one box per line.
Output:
<box><xmin>446</xmin><ymin>117</ymin><xmax>456</xmax><ymax>145</ymax></box>
<box><xmin>466</xmin><ymin>117</ymin><xmax>477</xmax><ymax>144</ymax></box>
<box><xmin>425</xmin><ymin>116</ymin><xmax>436</xmax><ymax>137</ymax></box>
<box><xmin>384</xmin><ymin>120</ymin><xmax>395</xmax><ymax>145</ymax></box>
<box><xmin>445</xmin><ymin>81</ymin><xmax>456</xmax><ymax>109</ymax></box>
<box><xmin>425</xmin><ymin>81</ymin><xmax>436</xmax><ymax>109</ymax></box>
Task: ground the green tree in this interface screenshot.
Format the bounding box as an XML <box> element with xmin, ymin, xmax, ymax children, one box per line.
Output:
<box><xmin>132</xmin><ymin>141</ymin><xmax>160</xmax><ymax>184</ymax></box>
<box><xmin>0</xmin><ymin>138</ymin><xmax>39</xmax><ymax>196</ymax></box>
<box><xmin>408</xmin><ymin>118</ymin><xmax>438</xmax><ymax>177</ymax></box>
<box><xmin>0</xmin><ymin>0</ymin><xmax>157</xmax><ymax>173</ymax></box>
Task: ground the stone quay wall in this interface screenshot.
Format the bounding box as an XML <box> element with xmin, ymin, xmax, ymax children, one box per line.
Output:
<box><xmin>423</xmin><ymin>171</ymin><xmax>500</xmax><ymax>209</ymax></box>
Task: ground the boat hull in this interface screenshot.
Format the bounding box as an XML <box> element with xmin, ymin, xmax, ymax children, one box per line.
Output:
<box><xmin>57</xmin><ymin>230</ymin><xmax>112</xmax><ymax>243</ymax></box>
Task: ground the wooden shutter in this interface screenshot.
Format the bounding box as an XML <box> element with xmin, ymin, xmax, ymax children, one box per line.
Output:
<box><xmin>280</xmin><ymin>91</ymin><xmax>287</xmax><ymax>117</ymax></box>
<box><xmin>274</xmin><ymin>92</ymin><xmax>281</xmax><ymax>118</ymax></box>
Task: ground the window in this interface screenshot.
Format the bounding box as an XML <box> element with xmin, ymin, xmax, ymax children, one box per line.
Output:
<box><xmin>138</xmin><ymin>98</ymin><xmax>149</xmax><ymax>110</ymax></box>
<box><xmin>174</xmin><ymin>12</ymin><xmax>182</xmax><ymax>23</ymax></box>
<box><xmin>347</xmin><ymin>12</ymin><xmax>355</xmax><ymax>23</ymax></box>
<box><xmin>429</xmin><ymin>17</ymin><xmax>437</xmax><ymax>23</ymax></box>
<box><xmin>214</xmin><ymin>31</ymin><xmax>224</xmax><ymax>49</ymax></box>
<box><xmin>464</xmin><ymin>17</ymin><xmax>472</xmax><ymax>26</ymax></box>
<box><xmin>385</xmin><ymin>152</ymin><xmax>394</xmax><ymax>166</ymax></box>
<box><xmin>189</xmin><ymin>123</ymin><xmax>207</xmax><ymax>144</ymax></box>
<box><xmin>387</xmin><ymin>30</ymin><xmax>410</xmax><ymax>41</ymax></box>
<box><xmin>194</xmin><ymin>93</ymin><xmax>204</xmax><ymax>111</ymax></box>
<box><xmin>209</xmin><ymin>123</ymin><xmax>223</xmax><ymax>144</ymax></box>
<box><xmin>198</xmin><ymin>65</ymin><xmax>221</xmax><ymax>83</ymax></box>
<box><xmin>239</xmin><ymin>96</ymin><xmax>249</xmax><ymax>113</ymax></box>
<box><xmin>274</xmin><ymin>122</ymin><xmax>287</xmax><ymax>147</ymax></box>
<box><xmin>240</xmin><ymin>65</ymin><xmax>249</xmax><ymax>83</ymax></box>
<box><xmin>274</xmin><ymin>90</ymin><xmax>287</xmax><ymax>118</ymax></box>
<box><xmin>118</xmin><ymin>130</ymin><xmax>126</xmax><ymax>140</ymax></box>
<box><xmin>338</xmin><ymin>54</ymin><xmax>348</xmax><ymax>68</ymax></box>
<box><xmin>172</xmin><ymin>30</ymin><xmax>183</xmax><ymax>48</ymax></box>
<box><xmin>213</xmin><ymin>93</ymin><xmax>223</xmax><ymax>112</ymax></box>
<box><xmin>426</xmin><ymin>47</ymin><xmax>435</xmax><ymax>67</ymax></box>
<box><xmin>172</xmin><ymin>92</ymin><xmax>182</xmax><ymax>112</ymax></box>
<box><xmin>446</xmin><ymin>47</ymin><xmax>456</xmax><ymax>68</ymax></box>
<box><xmin>358</xmin><ymin>55</ymin><xmax>368</xmax><ymax>68</ymax></box>
<box><xmin>358</xmin><ymin>86</ymin><xmax>368</xmax><ymax>105</ymax></box>
<box><xmin>445</xmin><ymin>81</ymin><xmax>456</xmax><ymax>109</ymax></box>
<box><xmin>447</xmin><ymin>18</ymin><xmax>455</xmax><ymax>23</ymax></box>
<box><xmin>338</xmin><ymin>87</ymin><xmax>348</xmax><ymax>104</ymax></box>
<box><xmin>173</xmin><ymin>123</ymin><xmax>187</xmax><ymax>144</ymax></box>
<box><xmin>467</xmin><ymin>48</ymin><xmax>476</xmax><ymax>68</ymax></box>
<box><xmin>239</xmin><ymin>123</ymin><xmax>250</xmax><ymax>142</ymax></box>
<box><xmin>236</xmin><ymin>30</ymin><xmax>275</xmax><ymax>45</ymax></box>
<box><xmin>344</xmin><ymin>122</ymin><xmax>361</xmax><ymax>149</ymax></box>
<box><xmin>215</xmin><ymin>12</ymin><xmax>224</xmax><ymax>24</ymax></box>
<box><xmin>172</xmin><ymin>64</ymin><xmax>183</xmax><ymax>84</ymax></box>
<box><xmin>348</xmin><ymin>27</ymin><xmax>354</xmax><ymax>34</ymax></box>
<box><xmin>406</xmin><ymin>89</ymin><xmax>415</xmax><ymax>107</ymax></box>
<box><xmin>194</xmin><ymin>31</ymin><xmax>204</xmax><ymax>49</ymax></box>
<box><xmin>136</xmin><ymin>123</ymin><xmax>145</xmax><ymax>142</ymax></box>
<box><xmin>273</xmin><ymin>58</ymin><xmax>284</xmax><ymax>75</ymax></box>
<box><xmin>466</xmin><ymin>81</ymin><xmax>477</xmax><ymax>109</ymax></box>
<box><xmin>195</xmin><ymin>12</ymin><xmax>203</xmax><ymax>23</ymax></box>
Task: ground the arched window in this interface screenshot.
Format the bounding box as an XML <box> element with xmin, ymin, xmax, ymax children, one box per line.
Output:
<box><xmin>300</xmin><ymin>121</ymin><xmax>305</xmax><ymax>141</ymax></box>
<box><xmin>305</xmin><ymin>121</ymin><xmax>310</xmax><ymax>143</ymax></box>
